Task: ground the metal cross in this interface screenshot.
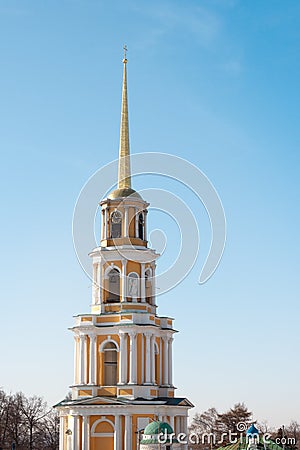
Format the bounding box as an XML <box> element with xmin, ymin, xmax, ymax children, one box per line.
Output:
<box><xmin>123</xmin><ymin>44</ymin><xmax>128</xmax><ymax>59</ymax></box>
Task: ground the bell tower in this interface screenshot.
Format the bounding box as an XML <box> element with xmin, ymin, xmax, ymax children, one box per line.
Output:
<box><xmin>56</xmin><ymin>50</ymin><xmax>193</xmax><ymax>450</ymax></box>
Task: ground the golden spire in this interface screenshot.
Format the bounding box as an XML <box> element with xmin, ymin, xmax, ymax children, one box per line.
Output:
<box><xmin>118</xmin><ymin>45</ymin><xmax>131</xmax><ymax>190</ymax></box>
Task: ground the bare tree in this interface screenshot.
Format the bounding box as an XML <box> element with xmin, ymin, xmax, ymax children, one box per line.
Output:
<box><xmin>0</xmin><ymin>390</ymin><xmax>58</xmax><ymax>450</ymax></box>
<box><xmin>20</xmin><ymin>394</ymin><xmax>48</xmax><ymax>450</ymax></box>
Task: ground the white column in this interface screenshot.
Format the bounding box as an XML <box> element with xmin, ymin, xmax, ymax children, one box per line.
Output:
<box><xmin>140</xmin><ymin>263</ymin><xmax>146</xmax><ymax>302</ymax></box>
<box><xmin>159</xmin><ymin>337</ymin><xmax>162</xmax><ymax>385</ymax></box>
<box><xmin>124</xmin><ymin>415</ymin><xmax>132</xmax><ymax>450</ymax></box>
<box><xmin>59</xmin><ymin>416</ymin><xmax>64</xmax><ymax>450</ymax></box>
<box><xmin>82</xmin><ymin>416</ymin><xmax>90</xmax><ymax>450</ymax></box>
<box><xmin>97</xmin><ymin>262</ymin><xmax>101</xmax><ymax>304</ymax></box>
<box><xmin>169</xmin><ymin>415</ymin><xmax>174</xmax><ymax>431</ymax></box>
<box><xmin>135</xmin><ymin>208</ymin><xmax>139</xmax><ymax>237</ymax></box>
<box><xmin>101</xmin><ymin>209</ymin><xmax>105</xmax><ymax>240</ymax></box>
<box><xmin>73</xmin><ymin>336</ymin><xmax>79</xmax><ymax>385</ymax></box>
<box><xmin>151</xmin><ymin>335</ymin><xmax>156</xmax><ymax>384</ymax></box>
<box><xmin>92</xmin><ymin>263</ymin><xmax>96</xmax><ymax>304</ymax></box>
<box><xmin>144</xmin><ymin>210</ymin><xmax>148</xmax><ymax>240</ymax></box>
<box><xmin>121</xmin><ymin>259</ymin><xmax>127</xmax><ymax>302</ymax></box>
<box><xmin>79</xmin><ymin>335</ymin><xmax>87</xmax><ymax>384</ymax></box>
<box><xmin>119</xmin><ymin>331</ymin><xmax>127</xmax><ymax>384</ymax></box>
<box><xmin>151</xmin><ymin>263</ymin><xmax>156</xmax><ymax>305</ymax></box>
<box><xmin>124</xmin><ymin>206</ymin><xmax>129</xmax><ymax>237</ymax></box>
<box><xmin>175</xmin><ymin>415</ymin><xmax>181</xmax><ymax>434</ymax></box>
<box><xmin>104</xmin><ymin>207</ymin><xmax>108</xmax><ymax>239</ymax></box>
<box><xmin>144</xmin><ymin>332</ymin><xmax>151</xmax><ymax>384</ymax></box>
<box><xmin>114</xmin><ymin>415</ymin><xmax>121</xmax><ymax>450</ymax></box>
<box><xmin>182</xmin><ymin>416</ymin><xmax>188</xmax><ymax>450</ymax></box>
<box><xmin>71</xmin><ymin>416</ymin><xmax>79</xmax><ymax>450</ymax></box>
<box><xmin>163</xmin><ymin>336</ymin><xmax>169</xmax><ymax>386</ymax></box>
<box><xmin>89</xmin><ymin>335</ymin><xmax>97</xmax><ymax>385</ymax></box>
<box><xmin>129</xmin><ymin>331</ymin><xmax>137</xmax><ymax>384</ymax></box>
<box><xmin>141</xmin><ymin>333</ymin><xmax>144</xmax><ymax>384</ymax></box>
<box><xmin>168</xmin><ymin>337</ymin><xmax>173</xmax><ymax>386</ymax></box>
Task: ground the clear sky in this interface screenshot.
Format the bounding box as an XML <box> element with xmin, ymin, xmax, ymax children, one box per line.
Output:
<box><xmin>1</xmin><ymin>0</ymin><xmax>299</xmax><ymax>428</ymax></box>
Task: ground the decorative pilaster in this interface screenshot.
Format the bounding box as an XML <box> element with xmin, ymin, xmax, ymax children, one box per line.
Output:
<box><xmin>141</xmin><ymin>333</ymin><xmax>144</xmax><ymax>384</ymax></box>
<box><xmin>59</xmin><ymin>416</ymin><xmax>64</xmax><ymax>450</ymax></box>
<box><xmin>182</xmin><ymin>416</ymin><xmax>189</xmax><ymax>450</ymax></box>
<box><xmin>135</xmin><ymin>208</ymin><xmax>138</xmax><ymax>237</ymax></box>
<box><xmin>104</xmin><ymin>207</ymin><xmax>108</xmax><ymax>239</ymax></box>
<box><xmin>79</xmin><ymin>334</ymin><xmax>87</xmax><ymax>384</ymax></box>
<box><xmin>124</xmin><ymin>415</ymin><xmax>132</xmax><ymax>450</ymax></box>
<box><xmin>168</xmin><ymin>337</ymin><xmax>173</xmax><ymax>386</ymax></box>
<box><xmin>128</xmin><ymin>331</ymin><xmax>137</xmax><ymax>384</ymax></box>
<box><xmin>89</xmin><ymin>335</ymin><xmax>97</xmax><ymax>385</ymax></box>
<box><xmin>82</xmin><ymin>416</ymin><xmax>90</xmax><ymax>450</ymax></box>
<box><xmin>73</xmin><ymin>336</ymin><xmax>79</xmax><ymax>385</ymax></box>
<box><xmin>97</xmin><ymin>262</ymin><xmax>101</xmax><ymax>304</ymax></box>
<box><xmin>119</xmin><ymin>331</ymin><xmax>127</xmax><ymax>384</ymax></box>
<box><xmin>114</xmin><ymin>415</ymin><xmax>121</xmax><ymax>450</ymax></box>
<box><xmin>169</xmin><ymin>415</ymin><xmax>175</xmax><ymax>431</ymax></box>
<box><xmin>144</xmin><ymin>209</ymin><xmax>148</xmax><ymax>240</ymax></box>
<box><xmin>124</xmin><ymin>206</ymin><xmax>129</xmax><ymax>237</ymax></box>
<box><xmin>121</xmin><ymin>259</ymin><xmax>127</xmax><ymax>302</ymax></box>
<box><xmin>151</xmin><ymin>335</ymin><xmax>156</xmax><ymax>384</ymax></box>
<box><xmin>101</xmin><ymin>209</ymin><xmax>105</xmax><ymax>240</ymax></box>
<box><xmin>141</xmin><ymin>263</ymin><xmax>146</xmax><ymax>302</ymax></box>
<box><xmin>163</xmin><ymin>336</ymin><xmax>169</xmax><ymax>386</ymax></box>
<box><xmin>151</xmin><ymin>263</ymin><xmax>156</xmax><ymax>305</ymax></box>
<box><xmin>92</xmin><ymin>263</ymin><xmax>97</xmax><ymax>305</ymax></box>
<box><xmin>144</xmin><ymin>332</ymin><xmax>152</xmax><ymax>384</ymax></box>
<box><xmin>71</xmin><ymin>416</ymin><xmax>79</xmax><ymax>450</ymax></box>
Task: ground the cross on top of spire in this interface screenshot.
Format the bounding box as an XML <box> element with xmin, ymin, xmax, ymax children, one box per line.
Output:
<box><xmin>123</xmin><ymin>44</ymin><xmax>128</xmax><ymax>63</ymax></box>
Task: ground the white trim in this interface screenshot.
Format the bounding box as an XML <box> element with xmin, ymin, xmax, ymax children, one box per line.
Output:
<box><xmin>91</xmin><ymin>417</ymin><xmax>115</xmax><ymax>436</ymax></box>
<box><xmin>100</xmin><ymin>338</ymin><xmax>120</xmax><ymax>352</ymax></box>
<box><xmin>104</xmin><ymin>264</ymin><xmax>121</xmax><ymax>279</ymax></box>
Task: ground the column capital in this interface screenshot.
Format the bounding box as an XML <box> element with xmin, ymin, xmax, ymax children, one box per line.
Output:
<box><xmin>79</xmin><ymin>333</ymin><xmax>87</xmax><ymax>341</ymax></box>
<box><xmin>144</xmin><ymin>331</ymin><xmax>152</xmax><ymax>339</ymax></box>
<box><xmin>128</xmin><ymin>330</ymin><xmax>137</xmax><ymax>339</ymax></box>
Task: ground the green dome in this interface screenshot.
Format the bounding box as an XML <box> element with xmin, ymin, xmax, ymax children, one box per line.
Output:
<box><xmin>144</xmin><ymin>421</ymin><xmax>174</xmax><ymax>435</ymax></box>
<box><xmin>141</xmin><ymin>421</ymin><xmax>177</xmax><ymax>444</ymax></box>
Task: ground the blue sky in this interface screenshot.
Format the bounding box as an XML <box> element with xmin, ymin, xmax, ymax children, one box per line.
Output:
<box><xmin>0</xmin><ymin>0</ymin><xmax>299</xmax><ymax>427</ymax></box>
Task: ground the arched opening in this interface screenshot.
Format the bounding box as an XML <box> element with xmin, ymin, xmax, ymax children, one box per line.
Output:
<box><xmin>91</xmin><ymin>418</ymin><xmax>114</xmax><ymax>450</ymax></box>
<box><xmin>138</xmin><ymin>212</ymin><xmax>144</xmax><ymax>240</ymax></box>
<box><xmin>110</xmin><ymin>210</ymin><xmax>122</xmax><ymax>238</ymax></box>
<box><xmin>103</xmin><ymin>341</ymin><xmax>118</xmax><ymax>386</ymax></box>
<box><xmin>128</xmin><ymin>272</ymin><xmax>139</xmax><ymax>301</ymax></box>
<box><xmin>107</xmin><ymin>268</ymin><xmax>120</xmax><ymax>303</ymax></box>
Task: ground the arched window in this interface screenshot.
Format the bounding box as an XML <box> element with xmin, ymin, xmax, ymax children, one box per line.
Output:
<box><xmin>128</xmin><ymin>272</ymin><xmax>139</xmax><ymax>301</ymax></box>
<box><xmin>111</xmin><ymin>210</ymin><xmax>122</xmax><ymax>238</ymax></box>
<box><xmin>103</xmin><ymin>341</ymin><xmax>118</xmax><ymax>386</ymax></box>
<box><xmin>138</xmin><ymin>213</ymin><xmax>144</xmax><ymax>240</ymax></box>
<box><xmin>108</xmin><ymin>268</ymin><xmax>120</xmax><ymax>302</ymax></box>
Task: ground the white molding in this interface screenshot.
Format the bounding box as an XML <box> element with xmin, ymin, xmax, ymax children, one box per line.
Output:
<box><xmin>99</xmin><ymin>337</ymin><xmax>120</xmax><ymax>352</ymax></box>
<box><xmin>104</xmin><ymin>264</ymin><xmax>121</xmax><ymax>279</ymax></box>
<box><xmin>91</xmin><ymin>417</ymin><xmax>115</xmax><ymax>436</ymax></box>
